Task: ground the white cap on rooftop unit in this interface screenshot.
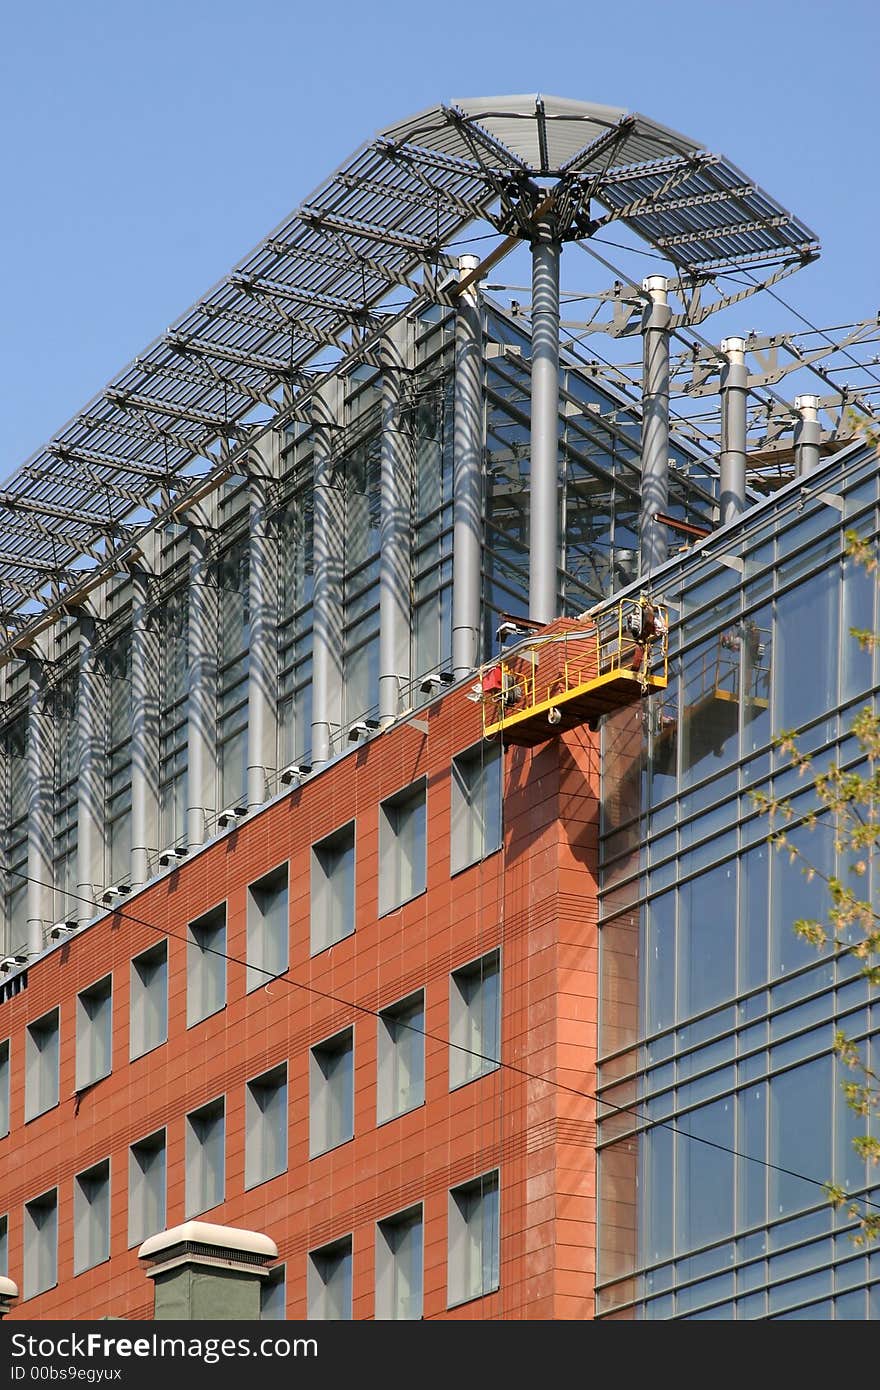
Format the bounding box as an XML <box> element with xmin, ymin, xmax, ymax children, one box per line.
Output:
<box><xmin>138</xmin><ymin>1220</ymin><xmax>278</xmax><ymax>1263</ymax></box>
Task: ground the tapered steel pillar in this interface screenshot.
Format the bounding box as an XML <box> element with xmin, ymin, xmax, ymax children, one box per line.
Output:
<box><xmin>311</xmin><ymin>379</ymin><xmax>344</xmax><ymax>767</ymax></box>
<box><xmin>247</xmin><ymin>449</ymin><xmax>279</xmax><ymax>808</ymax></box>
<box><xmin>640</xmin><ymin>276</ymin><xmax>672</xmax><ymax>576</ymax></box>
<box><xmin>452</xmin><ymin>254</ymin><xmax>483</xmax><ymax>677</ymax></box>
<box><xmin>76</xmin><ymin>614</ymin><xmax>106</xmax><ymax>906</ymax></box>
<box><xmin>379</xmin><ymin>323</ymin><xmax>412</xmax><ymax>724</ymax></box>
<box><xmin>529</xmin><ymin>222</ymin><xmax>561</xmax><ymax>625</ymax></box>
<box><xmin>720</xmin><ymin>336</ymin><xmax>748</xmax><ymax>526</ymax></box>
<box><xmin>186</xmin><ymin>522</ymin><xmax>218</xmax><ymax>847</ymax></box>
<box><xmin>794</xmin><ymin>395</ymin><xmax>821</xmax><ymax>477</ymax></box>
<box><xmin>26</xmin><ymin>648</ymin><xmax>53</xmax><ymax>955</ymax></box>
<box><xmin>130</xmin><ymin>563</ymin><xmax>160</xmax><ymax>887</ymax></box>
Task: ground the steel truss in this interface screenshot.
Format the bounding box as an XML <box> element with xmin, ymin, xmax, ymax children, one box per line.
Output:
<box><xmin>1</xmin><ymin>95</ymin><xmax>819</xmax><ymax>651</ymax></box>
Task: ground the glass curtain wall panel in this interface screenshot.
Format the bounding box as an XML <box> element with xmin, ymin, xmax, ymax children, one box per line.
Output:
<box><xmin>158</xmin><ymin>570</ymin><xmax>189</xmax><ymax>848</ymax></box>
<box><xmin>3</xmin><ymin>712</ymin><xmax>28</xmax><ymax>953</ymax></box>
<box><xmin>51</xmin><ymin>666</ymin><xmax>78</xmax><ymax>916</ymax></box>
<box><xmin>277</xmin><ymin>449</ymin><xmax>314</xmax><ymax>769</ymax></box>
<box><xmin>216</xmin><ymin>525</ymin><xmax>250</xmax><ymax>810</ymax></box>
<box><xmin>103</xmin><ymin>621</ymin><xmax>133</xmax><ymax>886</ymax></box>
<box><xmin>596</xmin><ymin>445</ymin><xmax>880</xmax><ymax>1320</ymax></box>
<box><xmin>342</xmin><ymin>379</ymin><xmax>382</xmax><ymax>731</ymax></box>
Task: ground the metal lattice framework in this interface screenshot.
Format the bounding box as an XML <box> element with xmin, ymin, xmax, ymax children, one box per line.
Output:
<box><xmin>0</xmin><ymin>94</ymin><xmax>819</xmax><ymax>652</ymax></box>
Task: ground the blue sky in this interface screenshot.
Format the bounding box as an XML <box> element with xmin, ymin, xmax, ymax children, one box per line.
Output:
<box><xmin>2</xmin><ymin>0</ymin><xmax>878</xmax><ymax>468</ymax></box>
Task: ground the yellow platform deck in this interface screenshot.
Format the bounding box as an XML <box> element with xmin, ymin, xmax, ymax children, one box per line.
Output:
<box><xmin>478</xmin><ymin>601</ymin><xmax>670</xmax><ymax>748</ymax></box>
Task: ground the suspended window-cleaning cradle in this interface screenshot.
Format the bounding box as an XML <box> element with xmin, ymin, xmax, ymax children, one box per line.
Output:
<box><xmin>475</xmin><ymin>597</ymin><xmax>669</xmax><ymax>747</ymax></box>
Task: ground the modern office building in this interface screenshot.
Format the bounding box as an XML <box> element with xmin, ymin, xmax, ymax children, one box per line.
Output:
<box><xmin>0</xmin><ymin>96</ymin><xmax>876</xmax><ymax>1320</ymax></box>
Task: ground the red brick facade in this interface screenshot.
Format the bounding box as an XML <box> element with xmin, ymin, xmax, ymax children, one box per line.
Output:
<box><xmin>0</xmin><ymin>688</ymin><xmax>600</xmax><ymax>1320</ymax></box>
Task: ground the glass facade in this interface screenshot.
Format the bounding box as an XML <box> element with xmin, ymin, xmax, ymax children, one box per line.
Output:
<box><xmin>597</xmin><ymin>442</ymin><xmax>880</xmax><ymax>1320</ymax></box>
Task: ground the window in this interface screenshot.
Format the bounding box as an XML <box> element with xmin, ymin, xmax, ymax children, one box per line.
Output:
<box><xmin>379</xmin><ymin>780</ymin><xmax>427</xmax><ymax>914</ymax></box>
<box><xmin>260</xmin><ymin>1264</ymin><xmax>286</xmax><ymax>1320</ymax></box>
<box><xmin>310</xmin><ymin>1029</ymin><xmax>353</xmax><ymax>1157</ymax></box>
<box><xmin>376</xmin><ymin>1206</ymin><xmax>423</xmax><ymax>1320</ymax></box>
<box><xmin>451</xmin><ymin>742</ymin><xmax>502</xmax><ymax>874</ymax></box>
<box><xmin>247</xmin><ymin>866</ymin><xmax>289</xmax><ymax>992</ymax></box>
<box><xmin>449</xmin><ymin>950</ymin><xmax>500</xmax><ymax>1090</ymax></box>
<box><xmin>308</xmin><ymin>1236</ymin><xmax>352</xmax><ymax>1319</ymax></box>
<box><xmin>311</xmin><ymin>822</ymin><xmax>355</xmax><ymax>955</ymax></box>
<box><xmin>0</xmin><ymin>1214</ymin><xmax>7</xmax><ymax>1276</ymax></box>
<box><xmin>185</xmin><ymin>1098</ymin><xmax>225</xmax><ymax>1217</ymax></box>
<box><xmin>76</xmin><ymin>975</ymin><xmax>112</xmax><ymax>1089</ymax></box>
<box><xmin>377</xmin><ymin>992</ymin><xmax>424</xmax><ymax>1124</ymax></box>
<box><xmin>74</xmin><ymin>1159</ymin><xmax>110</xmax><ymax>1274</ymax></box>
<box><xmin>25</xmin><ymin>1010</ymin><xmax>59</xmax><ymax>1121</ymax></box>
<box><xmin>246</xmin><ymin>1064</ymin><xmax>288</xmax><ymax>1189</ymax></box>
<box><xmin>130</xmin><ymin>943</ymin><xmax>167</xmax><ymax>1059</ymax></box>
<box><xmin>447</xmin><ymin>1170</ymin><xmax>500</xmax><ymax>1307</ymax></box>
<box><xmin>23</xmin><ymin>1188</ymin><xmax>57</xmax><ymax>1299</ymax></box>
<box><xmin>0</xmin><ymin>1040</ymin><xmax>8</xmax><ymax>1138</ymax></box>
<box><xmin>128</xmin><ymin>1130</ymin><xmax>166</xmax><ymax>1247</ymax></box>
<box><xmin>187</xmin><ymin>905</ymin><xmax>226</xmax><ymax>1027</ymax></box>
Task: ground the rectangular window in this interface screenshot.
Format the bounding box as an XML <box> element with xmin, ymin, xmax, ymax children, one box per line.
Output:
<box><xmin>130</xmin><ymin>943</ymin><xmax>168</xmax><ymax>1060</ymax></box>
<box><xmin>23</xmin><ymin>1188</ymin><xmax>57</xmax><ymax>1299</ymax></box>
<box><xmin>309</xmin><ymin>1028</ymin><xmax>353</xmax><ymax>1158</ymax></box>
<box><xmin>260</xmin><ymin>1263</ymin><xmax>286</xmax><ymax>1320</ymax></box>
<box><xmin>376</xmin><ymin>1205</ymin><xmax>423</xmax><ymax>1320</ymax></box>
<box><xmin>247</xmin><ymin>866</ymin><xmax>289</xmax><ymax>993</ymax></box>
<box><xmin>128</xmin><ymin>1130</ymin><xmax>166</xmax><ymax>1247</ymax></box>
<box><xmin>311</xmin><ymin>822</ymin><xmax>356</xmax><ymax>955</ymax></box>
<box><xmin>450</xmin><ymin>742</ymin><xmax>502</xmax><ymax>874</ymax></box>
<box><xmin>449</xmin><ymin>950</ymin><xmax>501</xmax><ymax>1090</ymax></box>
<box><xmin>0</xmin><ymin>1040</ymin><xmax>8</xmax><ymax>1138</ymax></box>
<box><xmin>379</xmin><ymin>780</ymin><xmax>427</xmax><ymax>915</ymax></box>
<box><xmin>185</xmin><ymin>1098</ymin><xmax>225</xmax><ymax>1217</ymax></box>
<box><xmin>25</xmin><ymin>1010</ymin><xmax>59</xmax><ymax>1121</ymax></box>
<box><xmin>307</xmin><ymin>1235</ymin><xmax>352</xmax><ymax>1319</ymax></box>
<box><xmin>377</xmin><ymin>992</ymin><xmax>424</xmax><ymax>1125</ymax></box>
<box><xmin>0</xmin><ymin>1214</ymin><xmax>6</xmax><ymax>1277</ymax></box>
<box><xmin>74</xmin><ymin>1159</ymin><xmax>110</xmax><ymax>1274</ymax></box>
<box><xmin>76</xmin><ymin>976</ymin><xmax>112</xmax><ymax>1089</ymax></box>
<box><xmin>447</xmin><ymin>1170</ymin><xmax>500</xmax><ymax>1307</ymax></box>
<box><xmin>187</xmin><ymin>905</ymin><xmax>227</xmax><ymax>1027</ymax></box>
<box><xmin>245</xmin><ymin>1064</ymin><xmax>288</xmax><ymax>1190</ymax></box>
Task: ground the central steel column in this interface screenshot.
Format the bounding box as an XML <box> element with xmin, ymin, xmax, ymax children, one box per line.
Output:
<box><xmin>186</xmin><ymin>521</ymin><xmax>218</xmax><ymax>847</ymax></box>
<box><xmin>247</xmin><ymin>445</ymin><xmax>279</xmax><ymax>808</ymax></box>
<box><xmin>311</xmin><ymin>379</ymin><xmax>344</xmax><ymax>767</ymax></box>
<box><xmin>76</xmin><ymin>612</ymin><xmax>106</xmax><ymax>906</ymax></box>
<box><xmin>719</xmin><ymin>336</ymin><xmax>748</xmax><ymax>526</ymax></box>
<box><xmin>529</xmin><ymin>221</ymin><xmax>561</xmax><ymax>625</ymax></box>
<box><xmin>130</xmin><ymin>560</ymin><xmax>160</xmax><ymax>887</ymax></box>
<box><xmin>379</xmin><ymin>323</ymin><xmax>412</xmax><ymax>724</ymax></box>
<box><xmin>452</xmin><ymin>254</ymin><xmax>483</xmax><ymax>676</ymax></box>
<box><xmin>794</xmin><ymin>395</ymin><xmax>821</xmax><ymax>476</ymax></box>
<box><xmin>640</xmin><ymin>275</ymin><xmax>672</xmax><ymax>575</ymax></box>
<box><xmin>26</xmin><ymin>647</ymin><xmax>53</xmax><ymax>955</ymax></box>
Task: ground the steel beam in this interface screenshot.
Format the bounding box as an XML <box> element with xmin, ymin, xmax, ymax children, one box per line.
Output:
<box><xmin>719</xmin><ymin>336</ymin><xmax>748</xmax><ymax>525</ymax></box>
<box><xmin>529</xmin><ymin>221</ymin><xmax>561</xmax><ymax>624</ymax></box>
<box><xmin>379</xmin><ymin>322</ymin><xmax>412</xmax><ymax>724</ymax></box>
<box><xmin>452</xmin><ymin>254</ymin><xmax>484</xmax><ymax>676</ymax></box>
<box><xmin>640</xmin><ymin>276</ymin><xmax>671</xmax><ymax>575</ymax></box>
<box><xmin>311</xmin><ymin>379</ymin><xmax>345</xmax><ymax>766</ymax></box>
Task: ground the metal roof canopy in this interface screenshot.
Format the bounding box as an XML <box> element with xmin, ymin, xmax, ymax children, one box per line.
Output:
<box><xmin>0</xmin><ymin>95</ymin><xmax>819</xmax><ymax>653</ymax></box>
